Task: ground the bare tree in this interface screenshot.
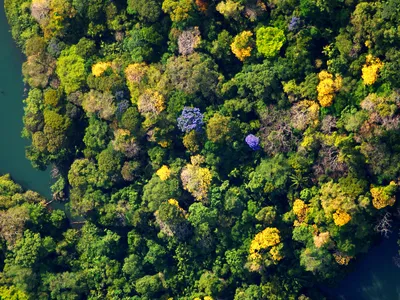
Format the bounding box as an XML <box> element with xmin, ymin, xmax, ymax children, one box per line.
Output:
<box><xmin>313</xmin><ymin>144</ymin><xmax>348</xmax><ymax>179</ymax></box>
<box><xmin>31</xmin><ymin>0</ymin><xmax>50</xmax><ymax>24</ymax></box>
<box><xmin>154</xmin><ymin>210</ymin><xmax>191</xmax><ymax>240</ymax></box>
<box><xmin>51</xmin><ymin>164</ymin><xmax>60</xmax><ymax>178</ymax></box>
<box><xmin>259</xmin><ymin>106</ymin><xmax>298</xmax><ymax>156</ymax></box>
<box><xmin>291</xmin><ymin>104</ymin><xmax>309</xmax><ymax>131</ymax></box>
<box><xmin>321</xmin><ymin>115</ymin><xmax>337</xmax><ymax>134</ymax></box>
<box><xmin>393</xmin><ymin>255</ymin><xmax>400</xmax><ymax>268</ymax></box>
<box><xmin>382</xmin><ymin>115</ymin><xmax>400</xmax><ymax>130</ymax></box>
<box><xmin>178</xmin><ymin>27</ymin><xmax>201</xmax><ymax>56</ymax></box>
<box><xmin>290</xmin><ymin>100</ymin><xmax>319</xmax><ymax>131</ymax></box>
<box><xmin>374</xmin><ymin>212</ymin><xmax>392</xmax><ymax>238</ymax></box>
<box><xmin>123</xmin><ymin>142</ymin><xmax>140</xmax><ymax>158</ymax></box>
<box><xmin>359</xmin><ymin>141</ymin><xmax>388</xmax><ymax>176</ymax></box>
<box><xmin>0</xmin><ymin>207</ymin><xmax>29</xmax><ymax>249</ymax></box>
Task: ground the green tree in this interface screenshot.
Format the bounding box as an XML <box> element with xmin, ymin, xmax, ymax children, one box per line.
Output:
<box><xmin>120</xmin><ymin>107</ymin><xmax>141</xmax><ymax>133</ymax></box>
<box><xmin>142</xmin><ymin>175</ymin><xmax>181</xmax><ymax>211</ymax></box>
<box><xmin>43</xmin><ymin>272</ymin><xmax>86</xmax><ymax>300</ymax></box>
<box><xmin>256</xmin><ymin>27</ymin><xmax>286</xmax><ymax>58</ymax></box>
<box><xmin>127</xmin><ymin>0</ymin><xmax>161</xmax><ymax>22</ymax></box>
<box><xmin>83</xmin><ymin>115</ymin><xmax>110</xmax><ymax>157</ymax></box>
<box><xmin>206</xmin><ymin>113</ymin><xmax>232</xmax><ymax>143</ymax></box>
<box><xmin>234</xmin><ymin>285</ymin><xmax>263</xmax><ymax>300</ymax></box>
<box><xmin>135</xmin><ymin>274</ymin><xmax>164</xmax><ymax>298</ymax></box>
<box><xmin>122</xmin><ymin>254</ymin><xmax>144</xmax><ymax>279</ymax></box>
<box><xmin>247</xmin><ymin>154</ymin><xmax>292</xmax><ymax>195</ymax></box>
<box><xmin>56</xmin><ymin>46</ymin><xmax>86</xmax><ymax>94</ymax></box>
<box><xmin>162</xmin><ymin>0</ymin><xmax>194</xmax><ymax>23</ymax></box>
<box><xmin>160</xmin><ymin>53</ymin><xmax>220</xmax><ymax>98</ymax></box>
<box><xmin>97</xmin><ymin>147</ymin><xmax>123</xmax><ymax>184</ymax></box>
<box><xmin>198</xmin><ymin>271</ymin><xmax>226</xmax><ymax>297</ymax></box>
<box><xmin>82</xmin><ymin>90</ymin><xmax>117</xmax><ymax>121</ymax></box>
<box><xmin>124</xmin><ymin>24</ymin><xmax>164</xmax><ymax>62</ymax></box>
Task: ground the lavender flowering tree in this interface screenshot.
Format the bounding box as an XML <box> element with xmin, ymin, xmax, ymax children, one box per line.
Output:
<box><xmin>289</xmin><ymin>17</ymin><xmax>300</xmax><ymax>31</ymax></box>
<box><xmin>115</xmin><ymin>90</ymin><xmax>126</xmax><ymax>101</ymax></box>
<box><xmin>177</xmin><ymin>107</ymin><xmax>204</xmax><ymax>133</ymax></box>
<box><xmin>245</xmin><ymin>134</ymin><xmax>260</xmax><ymax>150</ymax></box>
<box><xmin>117</xmin><ymin>99</ymin><xmax>130</xmax><ymax>115</ymax></box>
<box><xmin>47</xmin><ymin>38</ymin><xmax>65</xmax><ymax>57</ymax></box>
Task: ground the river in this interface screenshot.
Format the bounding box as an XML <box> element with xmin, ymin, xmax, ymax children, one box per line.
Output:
<box><xmin>0</xmin><ymin>1</ymin><xmax>52</xmax><ymax>199</ymax></box>
<box><xmin>2</xmin><ymin>1</ymin><xmax>400</xmax><ymax>299</ymax></box>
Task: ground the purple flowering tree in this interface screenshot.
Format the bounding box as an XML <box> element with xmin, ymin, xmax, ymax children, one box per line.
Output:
<box><xmin>289</xmin><ymin>17</ymin><xmax>300</xmax><ymax>31</ymax></box>
<box><xmin>245</xmin><ymin>134</ymin><xmax>260</xmax><ymax>150</ymax></box>
<box><xmin>115</xmin><ymin>90</ymin><xmax>126</xmax><ymax>101</ymax></box>
<box><xmin>48</xmin><ymin>38</ymin><xmax>65</xmax><ymax>57</ymax></box>
<box><xmin>177</xmin><ymin>107</ymin><xmax>204</xmax><ymax>132</ymax></box>
<box><xmin>117</xmin><ymin>99</ymin><xmax>130</xmax><ymax>114</ymax></box>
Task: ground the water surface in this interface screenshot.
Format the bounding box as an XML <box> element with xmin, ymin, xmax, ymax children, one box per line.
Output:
<box><xmin>330</xmin><ymin>233</ymin><xmax>400</xmax><ymax>300</ymax></box>
<box><xmin>0</xmin><ymin>1</ymin><xmax>51</xmax><ymax>198</ymax></box>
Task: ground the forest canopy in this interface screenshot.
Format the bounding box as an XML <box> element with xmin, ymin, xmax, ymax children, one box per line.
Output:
<box><xmin>3</xmin><ymin>0</ymin><xmax>400</xmax><ymax>299</ymax></box>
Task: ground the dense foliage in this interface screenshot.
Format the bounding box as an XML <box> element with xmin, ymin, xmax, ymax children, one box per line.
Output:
<box><xmin>3</xmin><ymin>0</ymin><xmax>400</xmax><ymax>298</ymax></box>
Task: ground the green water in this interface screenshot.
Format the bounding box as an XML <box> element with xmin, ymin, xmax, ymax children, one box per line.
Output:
<box><xmin>0</xmin><ymin>2</ymin><xmax>51</xmax><ymax>198</ymax></box>
<box><xmin>2</xmin><ymin>2</ymin><xmax>400</xmax><ymax>299</ymax></box>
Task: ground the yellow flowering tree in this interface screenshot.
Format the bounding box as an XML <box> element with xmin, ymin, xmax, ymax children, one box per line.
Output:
<box><xmin>92</xmin><ymin>62</ymin><xmax>112</xmax><ymax>77</ymax></box>
<box><xmin>333</xmin><ymin>209</ymin><xmax>352</xmax><ymax>226</ymax></box>
<box><xmin>125</xmin><ymin>63</ymin><xmax>149</xmax><ymax>103</ymax></box>
<box><xmin>290</xmin><ymin>100</ymin><xmax>320</xmax><ymax>131</ymax></box>
<box><xmin>269</xmin><ymin>243</ymin><xmax>284</xmax><ymax>261</ymax></box>
<box><xmin>313</xmin><ymin>232</ymin><xmax>330</xmax><ymax>248</ymax></box>
<box><xmin>183</xmin><ymin>130</ymin><xmax>201</xmax><ymax>153</ymax></box>
<box><xmin>158</xmin><ymin>140</ymin><xmax>170</xmax><ymax>148</ymax></box>
<box><xmin>333</xmin><ymin>251</ymin><xmax>352</xmax><ymax>265</ymax></box>
<box><xmin>0</xmin><ymin>286</ymin><xmax>29</xmax><ymax>300</ymax></box>
<box><xmin>362</xmin><ymin>54</ymin><xmax>384</xmax><ymax>85</ymax></box>
<box><xmin>162</xmin><ymin>0</ymin><xmax>194</xmax><ymax>23</ymax></box>
<box><xmin>112</xmin><ymin>129</ymin><xmax>139</xmax><ymax>158</ymax></box>
<box><xmin>371</xmin><ymin>181</ymin><xmax>397</xmax><ymax>209</ymax></box>
<box><xmin>125</xmin><ymin>63</ymin><xmax>148</xmax><ymax>84</ymax></box>
<box><xmin>216</xmin><ymin>0</ymin><xmax>243</xmax><ymax>19</ymax></box>
<box><xmin>293</xmin><ymin>199</ymin><xmax>308</xmax><ymax>223</ymax></box>
<box><xmin>249</xmin><ymin>227</ymin><xmax>282</xmax><ymax>263</ymax></box>
<box><xmin>156</xmin><ymin>165</ymin><xmax>171</xmax><ymax>181</ymax></box>
<box><xmin>317</xmin><ymin>70</ymin><xmax>342</xmax><ymax>107</ymax></box>
<box><xmin>180</xmin><ymin>156</ymin><xmax>212</xmax><ymax>201</ymax></box>
<box><xmin>231</xmin><ymin>31</ymin><xmax>254</xmax><ymax>61</ymax></box>
<box><xmin>137</xmin><ymin>89</ymin><xmax>165</xmax><ymax>124</ymax></box>
<box><xmin>168</xmin><ymin>198</ymin><xmax>180</xmax><ymax>208</ymax></box>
